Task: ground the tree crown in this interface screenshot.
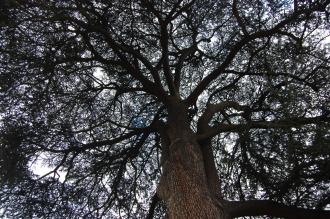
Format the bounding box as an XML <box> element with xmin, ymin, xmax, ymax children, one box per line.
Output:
<box><xmin>0</xmin><ymin>0</ymin><xmax>330</xmax><ymax>218</ymax></box>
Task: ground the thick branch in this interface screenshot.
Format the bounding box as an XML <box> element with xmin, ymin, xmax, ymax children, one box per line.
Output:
<box><xmin>159</xmin><ymin>20</ymin><xmax>177</xmax><ymax>96</ymax></box>
<box><xmin>174</xmin><ymin>43</ymin><xmax>198</xmax><ymax>90</ymax></box>
<box><xmin>228</xmin><ymin>200</ymin><xmax>330</xmax><ymax>219</ymax></box>
<box><xmin>199</xmin><ymin>139</ymin><xmax>222</xmax><ymax>198</ymax></box>
<box><xmin>145</xmin><ymin>194</ymin><xmax>159</xmax><ymax>219</ymax></box>
<box><xmin>198</xmin><ymin>115</ymin><xmax>330</xmax><ymax>140</ymax></box>
<box><xmin>141</xmin><ymin>0</ymin><xmax>177</xmax><ymax>96</ymax></box>
<box><xmin>100</xmin><ymin>33</ymin><xmax>166</xmax><ymax>99</ymax></box>
<box><xmin>197</xmin><ymin>101</ymin><xmax>247</xmax><ymax>132</ymax></box>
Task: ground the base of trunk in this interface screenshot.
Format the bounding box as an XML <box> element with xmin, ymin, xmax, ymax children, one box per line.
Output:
<box><xmin>158</xmin><ymin>162</ymin><xmax>228</xmax><ymax>218</ymax></box>
<box><xmin>157</xmin><ymin>137</ymin><xmax>229</xmax><ymax>219</ymax></box>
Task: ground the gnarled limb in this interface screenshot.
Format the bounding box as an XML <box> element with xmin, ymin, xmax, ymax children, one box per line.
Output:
<box><xmin>228</xmin><ymin>200</ymin><xmax>330</xmax><ymax>219</ymax></box>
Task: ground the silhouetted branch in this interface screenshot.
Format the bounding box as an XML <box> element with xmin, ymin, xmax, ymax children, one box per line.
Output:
<box><xmin>146</xmin><ymin>194</ymin><xmax>159</xmax><ymax>219</ymax></box>
<box><xmin>228</xmin><ymin>200</ymin><xmax>330</xmax><ymax>219</ymax></box>
<box><xmin>198</xmin><ymin>115</ymin><xmax>330</xmax><ymax>140</ymax></box>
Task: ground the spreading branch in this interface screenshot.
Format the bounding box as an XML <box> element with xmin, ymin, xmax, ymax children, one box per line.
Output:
<box><xmin>228</xmin><ymin>200</ymin><xmax>330</xmax><ymax>219</ymax></box>
<box><xmin>185</xmin><ymin>1</ymin><xmax>330</xmax><ymax>105</ymax></box>
<box><xmin>198</xmin><ymin>114</ymin><xmax>330</xmax><ymax>140</ymax></box>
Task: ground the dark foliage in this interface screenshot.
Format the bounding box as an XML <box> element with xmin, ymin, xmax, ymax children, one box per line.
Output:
<box><xmin>0</xmin><ymin>0</ymin><xmax>329</xmax><ymax>218</ymax></box>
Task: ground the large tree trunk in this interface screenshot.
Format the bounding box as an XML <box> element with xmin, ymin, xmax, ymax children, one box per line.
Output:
<box><xmin>157</xmin><ymin>99</ymin><xmax>229</xmax><ymax>219</ymax></box>
<box><xmin>155</xmin><ymin>98</ymin><xmax>330</xmax><ymax>219</ymax></box>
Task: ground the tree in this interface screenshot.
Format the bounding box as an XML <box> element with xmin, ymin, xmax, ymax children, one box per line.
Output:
<box><xmin>1</xmin><ymin>0</ymin><xmax>330</xmax><ymax>218</ymax></box>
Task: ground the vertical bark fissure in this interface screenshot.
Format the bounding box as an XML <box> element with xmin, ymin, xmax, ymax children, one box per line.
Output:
<box><xmin>157</xmin><ymin>99</ymin><xmax>229</xmax><ymax>219</ymax></box>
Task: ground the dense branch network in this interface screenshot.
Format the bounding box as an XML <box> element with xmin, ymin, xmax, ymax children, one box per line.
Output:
<box><xmin>0</xmin><ymin>0</ymin><xmax>330</xmax><ymax>218</ymax></box>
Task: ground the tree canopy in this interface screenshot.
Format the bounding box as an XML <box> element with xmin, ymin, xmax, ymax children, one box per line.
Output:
<box><xmin>0</xmin><ymin>0</ymin><xmax>330</xmax><ymax>218</ymax></box>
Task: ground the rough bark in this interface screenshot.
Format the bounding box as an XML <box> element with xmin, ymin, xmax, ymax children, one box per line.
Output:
<box><xmin>157</xmin><ymin>99</ymin><xmax>229</xmax><ymax>219</ymax></box>
<box><xmin>155</xmin><ymin>99</ymin><xmax>330</xmax><ymax>219</ymax></box>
